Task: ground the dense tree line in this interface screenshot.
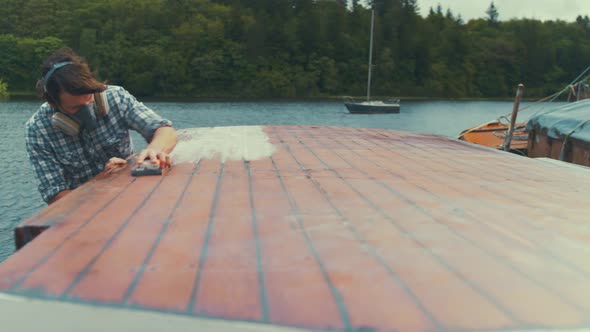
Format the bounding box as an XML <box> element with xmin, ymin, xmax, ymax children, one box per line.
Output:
<box><xmin>0</xmin><ymin>0</ymin><xmax>589</xmax><ymax>99</ymax></box>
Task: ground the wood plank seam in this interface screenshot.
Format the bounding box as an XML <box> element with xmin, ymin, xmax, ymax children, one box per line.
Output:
<box><xmin>187</xmin><ymin>162</ymin><xmax>225</xmax><ymax>313</ymax></box>
<box><xmin>244</xmin><ymin>160</ymin><xmax>270</xmax><ymax>323</ymax></box>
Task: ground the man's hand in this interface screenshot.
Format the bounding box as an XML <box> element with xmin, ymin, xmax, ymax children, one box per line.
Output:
<box><xmin>136</xmin><ymin>148</ymin><xmax>172</xmax><ymax>168</ymax></box>
<box><xmin>136</xmin><ymin>126</ymin><xmax>177</xmax><ymax>169</ymax></box>
<box><xmin>104</xmin><ymin>157</ymin><xmax>127</xmax><ymax>172</ymax></box>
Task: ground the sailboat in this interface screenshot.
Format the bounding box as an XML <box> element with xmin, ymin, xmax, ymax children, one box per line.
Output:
<box><xmin>345</xmin><ymin>8</ymin><xmax>401</xmax><ymax>114</ymax></box>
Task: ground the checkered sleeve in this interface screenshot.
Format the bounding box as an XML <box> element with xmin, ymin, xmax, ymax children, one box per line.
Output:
<box><xmin>25</xmin><ymin>124</ymin><xmax>68</xmax><ymax>203</ymax></box>
<box><xmin>113</xmin><ymin>86</ymin><xmax>172</xmax><ymax>142</ymax></box>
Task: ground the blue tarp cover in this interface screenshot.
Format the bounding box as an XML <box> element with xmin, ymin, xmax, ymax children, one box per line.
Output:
<box><xmin>526</xmin><ymin>99</ymin><xmax>590</xmax><ymax>142</ymax></box>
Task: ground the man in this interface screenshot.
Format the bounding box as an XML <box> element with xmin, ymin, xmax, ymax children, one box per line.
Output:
<box><xmin>25</xmin><ymin>47</ymin><xmax>177</xmax><ymax>204</ymax></box>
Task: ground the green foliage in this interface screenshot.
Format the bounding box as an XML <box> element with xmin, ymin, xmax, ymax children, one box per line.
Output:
<box><xmin>0</xmin><ymin>34</ymin><xmax>64</xmax><ymax>91</ymax></box>
<box><xmin>0</xmin><ymin>78</ymin><xmax>8</xmax><ymax>99</ymax></box>
<box><xmin>486</xmin><ymin>2</ymin><xmax>500</xmax><ymax>25</ymax></box>
<box><xmin>0</xmin><ymin>0</ymin><xmax>589</xmax><ymax>99</ymax></box>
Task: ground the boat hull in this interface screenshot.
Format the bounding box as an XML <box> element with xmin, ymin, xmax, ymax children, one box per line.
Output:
<box><xmin>345</xmin><ymin>102</ymin><xmax>400</xmax><ymax>114</ymax></box>
<box><xmin>525</xmin><ymin>99</ymin><xmax>590</xmax><ymax>167</ymax></box>
<box><xmin>458</xmin><ymin>121</ymin><xmax>528</xmax><ymax>153</ymax></box>
<box><xmin>528</xmin><ymin>128</ymin><xmax>590</xmax><ymax>167</ymax></box>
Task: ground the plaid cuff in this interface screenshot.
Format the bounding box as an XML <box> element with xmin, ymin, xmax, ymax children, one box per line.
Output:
<box><xmin>41</xmin><ymin>183</ymin><xmax>69</xmax><ymax>203</ymax></box>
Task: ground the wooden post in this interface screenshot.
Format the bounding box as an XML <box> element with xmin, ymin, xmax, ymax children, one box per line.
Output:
<box><xmin>503</xmin><ymin>84</ymin><xmax>525</xmax><ymax>151</ymax></box>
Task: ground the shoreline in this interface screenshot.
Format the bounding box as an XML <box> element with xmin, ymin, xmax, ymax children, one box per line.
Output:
<box><xmin>3</xmin><ymin>92</ymin><xmax>546</xmax><ymax>103</ymax></box>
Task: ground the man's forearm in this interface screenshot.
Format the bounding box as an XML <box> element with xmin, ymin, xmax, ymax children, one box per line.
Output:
<box><xmin>147</xmin><ymin>126</ymin><xmax>177</xmax><ymax>153</ymax></box>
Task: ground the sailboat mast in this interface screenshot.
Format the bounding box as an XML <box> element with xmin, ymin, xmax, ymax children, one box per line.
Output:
<box><xmin>366</xmin><ymin>8</ymin><xmax>375</xmax><ymax>102</ymax></box>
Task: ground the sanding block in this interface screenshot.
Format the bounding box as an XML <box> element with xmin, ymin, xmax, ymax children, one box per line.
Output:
<box><xmin>131</xmin><ymin>161</ymin><xmax>162</xmax><ymax>176</ymax></box>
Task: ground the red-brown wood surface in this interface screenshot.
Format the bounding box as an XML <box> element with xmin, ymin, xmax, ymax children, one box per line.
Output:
<box><xmin>1</xmin><ymin>126</ymin><xmax>590</xmax><ymax>332</ymax></box>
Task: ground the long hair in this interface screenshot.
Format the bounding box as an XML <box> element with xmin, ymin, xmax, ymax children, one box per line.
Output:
<box><xmin>36</xmin><ymin>47</ymin><xmax>106</xmax><ymax>105</ymax></box>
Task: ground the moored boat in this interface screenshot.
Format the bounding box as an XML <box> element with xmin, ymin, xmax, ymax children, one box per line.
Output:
<box><xmin>344</xmin><ymin>8</ymin><xmax>402</xmax><ymax>114</ymax></box>
<box><xmin>344</xmin><ymin>98</ymin><xmax>401</xmax><ymax>114</ymax></box>
<box><xmin>1</xmin><ymin>125</ymin><xmax>590</xmax><ymax>331</ymax></box>
<box><xmin>458</xmin><ymin>120</ymin><xmax>528</xmax><ymax>154</ymax></box>
<box><xmin>527</xmin><ymin>99</ymin><xmax>590</xmax><ymax>166</ymax></box>
<box><xmin>460</xmin><ymin>71</ymin><xmax>590</xmax><ymax>167</ymax></box>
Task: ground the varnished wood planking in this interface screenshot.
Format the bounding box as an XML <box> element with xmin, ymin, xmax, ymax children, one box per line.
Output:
<box><xmin>286</xmin><ymin>126</ymin><xmax>524</xmax><ymax>328</ymax></box>
<box><xmin>340</xmin><ymin>127</ymin><xmax>590</xmax><ymax>325</ymax></box>
<box><xmin>18</xmin><ymin>176</ymin><xmax>162</xmax><ymax>296</ymax></box>
<box><xmin>272</xmin><ymin>127</ymin><xmax>436</xmax><ymax>331</ymax></box>
<box><xmin>127</xmin><ymin>159</ymin><xmax>222</xmax><ymax>311</ymax></box>
<box><xmin>410</xmin><ymin>140</ymin><xmax>590</xmax><ymax>280</ymax></box>
<box><xmin>287</xmin><ymin>126</ymin><xmax>589</xmax><ymax>326</ymax></box>
<box><xmin>192</xmin><ymin>159</ymin><xmax>262</xmax><ymax>320</ymax></box>
<box><xmin>355</xmin><ymin>128</ymin><xmax>590</xmax><ymax>273</ymax></box>
<box><xmin>299</xmin><ymin>127</ymin><xmax>518</xmax><ymax>330</ymax></box>
<box><xmin>0</xmin><ymin>170</ymin><xmax>135</xmax><ymax>289</ymax></box>
<box><xmin>1</xmin><ymin>126</ymin><xmax>590</xmax><ymax>331</ymax></box>
<box><xmin>20</xmin><ymin>164</ymin><xmax>130</xmax><ymax>228</ymax></box>
<box><xmin>67</xmin><ymin>162</ymin><xmax>199</xmax><ymax>302</ymax></box>
<box><xmin>249</xmin><ymin>156</ymin><xmax>344</xmax><ymax>329</ymax></box>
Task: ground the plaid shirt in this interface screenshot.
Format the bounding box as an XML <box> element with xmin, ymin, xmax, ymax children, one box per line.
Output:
<box><xmin>25</xmin><ymin>85</ymin><xmax>172</xmax><ymax>203</ymax></box>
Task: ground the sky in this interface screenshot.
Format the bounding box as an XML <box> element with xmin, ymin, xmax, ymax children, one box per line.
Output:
<box><xmin>416</xmin><ymin>0</ymin><xmax>590</xmax><ymax>22</ymax></box>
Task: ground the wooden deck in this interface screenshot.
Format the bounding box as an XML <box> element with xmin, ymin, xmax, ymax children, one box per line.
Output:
<box><xmin>1</xmin><ymin>125</ymin><xmax>590</xmax><ymax>332</ymax></box>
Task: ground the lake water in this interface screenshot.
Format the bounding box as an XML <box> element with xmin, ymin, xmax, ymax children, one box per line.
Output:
<box><xmin>0</xmin><ymin>99</ymin><xmax>547</xmax><ymax>262</ymax></box>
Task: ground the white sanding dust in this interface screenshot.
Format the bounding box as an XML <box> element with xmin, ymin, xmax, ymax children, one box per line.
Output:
<box><xmin>170</xmin><ymin>126</ymin><xmax>276</xmax><ymax>163</ymax></box>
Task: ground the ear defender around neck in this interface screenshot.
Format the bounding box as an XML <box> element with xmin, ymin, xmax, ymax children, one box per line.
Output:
<box><xmin>51</xmin><ymin>91</ymin><xmax>110</xmax><ymax>136</ymax></box>
<box><xmin>51</xmin><ymin>112</ymin><xmax>80</xmax><ymax>136</ymax></box>
<box><xmin>93</xmin><ymin>90</ymin><xmax>109</xmax><ymax>117</ymax></box>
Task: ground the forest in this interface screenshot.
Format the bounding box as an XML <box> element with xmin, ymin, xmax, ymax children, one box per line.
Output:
<box><xmin>0</xmin><ymin>0</ymin><xmax>589</xmax><ymax>99</ymax></box>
